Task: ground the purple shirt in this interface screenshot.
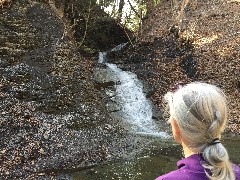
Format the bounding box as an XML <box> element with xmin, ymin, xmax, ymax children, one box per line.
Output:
<box><xmin>156</xmin><ymin>154</ymin><xmax>240</xmax><ymax>180</ymax></box>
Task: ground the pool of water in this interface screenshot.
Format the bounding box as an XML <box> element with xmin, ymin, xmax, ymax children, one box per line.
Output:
<box><xmin>73</xmin><ymin>135</ymin><xmax>240</xmax><ymax>180</ymax></box>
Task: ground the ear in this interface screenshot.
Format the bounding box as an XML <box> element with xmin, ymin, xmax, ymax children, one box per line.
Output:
<box><xmin>171</xmin><ymin>119</ymin><xmax>182</xmax><ymax>144</ymax></box>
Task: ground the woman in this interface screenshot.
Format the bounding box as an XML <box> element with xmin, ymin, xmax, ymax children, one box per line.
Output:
<box><xmin>156</xmin><ymin>82</ymin><xmax>240</xmax><ymax>180</ymax></box>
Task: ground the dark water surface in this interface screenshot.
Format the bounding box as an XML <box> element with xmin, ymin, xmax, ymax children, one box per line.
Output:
<box><xmin>73</xmin><ymin>135</ymin><xmax>240</xmax><ymax>180</ymax></box>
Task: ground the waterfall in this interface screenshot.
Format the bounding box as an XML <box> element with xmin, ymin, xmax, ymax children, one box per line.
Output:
<box><xmin>98</xmin><ymin>46</ymin><xmax>169</xmax><ymax>138</ymax></box>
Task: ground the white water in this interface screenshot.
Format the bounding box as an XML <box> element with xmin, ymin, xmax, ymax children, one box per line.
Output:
<box><xmin>98</xmin><ymin>52</ymin><xmax>107</xmax><ymax>63</ymax></box>
<box><xmin>98</xmin><ymin>51</ymin><xmax>169</xmax><ymax>138</ymax></box>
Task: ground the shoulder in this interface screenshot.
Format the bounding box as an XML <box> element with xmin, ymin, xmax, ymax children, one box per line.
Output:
<box><xmin>155</xmin><ymin>168</ymin><xmax>208</xmax><ymax>180</ymax></box>
<box><xmin>155</xmin><ymin>169</ymin><xmax>181</xmax><ymax>180</ymax></box>
<box><xmin>155</xmin><ymin>154</ymin><xmax>208</xmax><ymax>180</ymax></box>
<box><xmin>232</xmin><ymin>163</ymin><xmax>240</xmax><ymax>179</ymax></box>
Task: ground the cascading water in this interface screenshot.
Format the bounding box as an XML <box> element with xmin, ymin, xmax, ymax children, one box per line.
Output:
<box><xmin>98</xmin><ymin>47</ymin><xmax>169</xmax><ymax>138</ymax></box>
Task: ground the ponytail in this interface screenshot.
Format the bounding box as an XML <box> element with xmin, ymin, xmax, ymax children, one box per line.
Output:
<box><xmin>203</xmin><ymin>143</ymin><xmax>235</xmax><ymax>180</ymax></box>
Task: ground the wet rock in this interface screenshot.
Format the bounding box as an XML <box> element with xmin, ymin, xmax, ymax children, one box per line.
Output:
<box><xmin>94</xmin><ymin>81</ymin><xmax>115</xmax><ymax>90</ymax></box>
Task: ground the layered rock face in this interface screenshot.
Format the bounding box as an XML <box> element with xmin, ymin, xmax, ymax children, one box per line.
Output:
<box><xmin>0</xmin><ymin>1</ymin><xmax>139</xmax><ymax>179</ymax></box>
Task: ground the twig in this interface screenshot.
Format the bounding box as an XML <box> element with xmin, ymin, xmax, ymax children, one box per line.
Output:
<box><xmin>78</xmin><ymin>1</ymin><xmax>92</xmax><ymax>48</ymax></box>
<box><xmin>127</xmin><ymin>0</ymin><xmax>142</xmax><ymax>20</ymax></box>
<box><xmin>176</xmin><ymin>0</ymin><xmax>190</xmax><ymax>29</ymax></box>
<box><xmin>117</xmin><ymin>22</ymin><xmax>134</xmax><ymax>47</ymax></box>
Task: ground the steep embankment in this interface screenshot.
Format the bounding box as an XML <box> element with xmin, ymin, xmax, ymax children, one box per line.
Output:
<box><xmin>108</xmin><ymin>0</ymin><xmax>240</xmax><ymax>133</ymax></box>
<box><xmin>0</xmin><ymin>1</ymin><xmax>140</xmax><ymax>179</ymax></box>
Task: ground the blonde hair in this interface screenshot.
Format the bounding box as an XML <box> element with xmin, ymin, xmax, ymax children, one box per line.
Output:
<box><xmin>164</xmin><ymin>82</ymin><xmax>235</xmax><ymax>180</ymax></box>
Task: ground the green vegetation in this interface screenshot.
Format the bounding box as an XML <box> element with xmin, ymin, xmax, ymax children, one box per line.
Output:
<box><xmin>97</xmin><ymin>0</ymin><xmax>162</xmax><ymax>31</ymax></box>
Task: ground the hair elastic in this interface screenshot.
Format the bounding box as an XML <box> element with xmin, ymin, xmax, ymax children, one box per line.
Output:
<box><xmin>211</xmin><ymin>138</ymin><xmax>221</xmax><ymax>145</ymax></box>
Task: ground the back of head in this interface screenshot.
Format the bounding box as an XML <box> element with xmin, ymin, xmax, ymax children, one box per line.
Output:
<box><xmin>164</xmin><ymin>82</ymin><xmax>235</xmax><ymax>180</ymax></box>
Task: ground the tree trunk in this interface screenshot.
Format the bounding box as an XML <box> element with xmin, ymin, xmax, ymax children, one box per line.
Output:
<box><xmin>117</xmin><ymin>0</ymin><xmax>124</xmax><ymax>22</ymax></box>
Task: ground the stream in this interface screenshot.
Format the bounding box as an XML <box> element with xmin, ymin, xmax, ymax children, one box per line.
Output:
<box><xmin>73</xmin><ymin>45</ymin><xmax>240</xmax><ymax>180</ymax></box>
<box><xmin>73</xmin><ymin>137</ymin><xmax>240</xmax><ymax>180</ymax></box>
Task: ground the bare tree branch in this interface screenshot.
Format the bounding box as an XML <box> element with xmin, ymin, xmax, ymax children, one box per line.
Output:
<box><xmin>78</xmin><ymin>1</ymin><xmax>92</xmax><ymax>48</ymax></box>
<box><xmin>127</xmin><ymin>0</ymin><xmax>142</xmax><ymax>19</ymax></box>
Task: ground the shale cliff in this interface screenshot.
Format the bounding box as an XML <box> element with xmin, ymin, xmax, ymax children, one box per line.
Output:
<box><xmin>0</xmin><ymin>1</ymin><xmax>139</xmax><ymax>179</ymax></box>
